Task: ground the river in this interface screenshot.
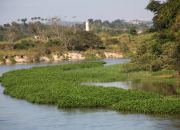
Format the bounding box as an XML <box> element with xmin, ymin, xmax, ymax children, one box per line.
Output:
<box><xmin>0</xmin><ymin>58</ymin><xmax>180</xmax><ymax>130</ymax></box>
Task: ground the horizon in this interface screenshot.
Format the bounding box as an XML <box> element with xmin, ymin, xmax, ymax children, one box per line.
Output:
<box><xmin>0</xmin><ymin>0</ymin><xmax>166</xmax><ymax>25</ymax></box>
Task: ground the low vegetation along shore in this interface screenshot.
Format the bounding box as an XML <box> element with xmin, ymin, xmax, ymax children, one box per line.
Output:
<box><xmin>0</xmin><ymin>61</ymin><xmax>180</xmax><ymax>114</ymax></box>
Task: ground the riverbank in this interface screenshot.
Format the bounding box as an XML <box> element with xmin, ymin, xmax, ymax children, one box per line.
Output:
<box><xmin>1</xmin><ymin>61</ymin><xmax>180</xmax><ymax>113</ymax></box>
<box><xmin>0</xmin><ymin>51</ymin><xmax>123</xmax><ymax>64</ymax></box>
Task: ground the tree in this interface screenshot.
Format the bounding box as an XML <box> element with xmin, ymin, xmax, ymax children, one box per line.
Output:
<box><xmin>63</xmin><ymin>30</ymin><xmax>74</xmax><ymax>50</ymax></box>
<box><xmin>31</xmin><ymin>18</ymin><xmax>34</xmax><ymax>22</ymax></box>
<box><xmin>21</xmin><ymin>18</ymin><xmax>27</xmax><ymax>25</ymax></box>
<box><xmin>146</xmin><ymin>0</ymin><xmax>180</xmax><ymax>30</ymax></box>
<box><xmin>38</xmin><ymin>17</ymin><xmax>41</xmax><ymax>21</ymax></box>
<box><xmin>3</xmin><ymin>23</ymin><xmax>10</xmax><ymax>27</ymax></box>
<box><xmin>45</xmin><ymin>30</ymin><xmax>52</xmax><ymax>41</ymax></box>
<box><xmin>48</xmin><ymin>17</ymin><xmax>62</xmax><ymax>38</ymax></box>
<box><xmin>113</xmin><ymin>19</ymin><xmax>121</xmax><ymax>23</ymax></box>
<box><xmin>129</xmin><ymin>27</ymin><xmax>137</xmax><ymax>35</ymax></box>
<box><xmin>34</xmin><ymin>17</ymin><xmax>37</xmax><ymax>21</ymax></box>
<box><xmin>7</xmin><ymin>32</ymin><xmax>17</xmax><ymax>50</ymax></box>
<box><xmin>41</xmin><ymin>19</ymin><xmax>44</xmax><ymax>24</ymax></box>
<box><xmin>11</xmin><ymin>22</ymin><xmax>18</xmax><ymax>26</ymax></box>
<box><xmin>76</xmin><ymin>31</ymin><xmax>103</xmax><ymax>47</ymax></box>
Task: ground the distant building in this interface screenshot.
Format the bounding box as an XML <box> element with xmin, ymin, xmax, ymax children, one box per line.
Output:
<box><xmin>86</xmin><ymin>21</ymin><xmax>89</xmax><ymax>31</ymax></box>
<box><xmin>138</xmin><ymin>31</ymin><xmax>143</xmax><ymax>34</ymax></box>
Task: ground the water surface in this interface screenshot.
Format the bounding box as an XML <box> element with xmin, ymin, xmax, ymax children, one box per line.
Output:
<box><xmin>82</xmin><ymin>81</ymin><xmax>180</xmax><ymax>97</ymax></box>
<box><xmin>0</xmin><ymin>58</ymin><xmax>180</xmax><ymax>130</ymax></box>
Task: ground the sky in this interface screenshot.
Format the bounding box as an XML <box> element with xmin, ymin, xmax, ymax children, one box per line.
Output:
<box><xmin>0</xmin><ymin>0</ymin><xmax>166</xmax><ymax>25</ymax></box>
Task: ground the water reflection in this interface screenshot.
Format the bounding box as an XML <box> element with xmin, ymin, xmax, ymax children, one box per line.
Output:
<box><xmin>82</xmin><ymin>81</ymin><xmax>180</xmax><ymax>96</ymax></box>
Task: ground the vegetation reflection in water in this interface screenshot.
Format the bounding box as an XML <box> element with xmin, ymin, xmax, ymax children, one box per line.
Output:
<box><xmin>0</xmin><ymin>61</ymin><xmax>180</xmax><ymax>114</ymax></box>
<box><xmin>82</xmin><ymin>81</ymin><xmax>180</xmax><ymax>97</ymax></box>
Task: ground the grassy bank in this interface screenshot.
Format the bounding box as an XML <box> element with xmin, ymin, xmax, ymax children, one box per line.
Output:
<box><xmin>0</xmin><ymin>61</ymin><xmax>180</xmax><ymax>113</ymax></box>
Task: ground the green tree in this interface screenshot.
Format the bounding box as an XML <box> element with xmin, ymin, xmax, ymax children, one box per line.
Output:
<box><xmin>146</xmin><ymin>0</ymin><xmax>180</xmax><ymax>30</ymax></box>
<box><xmin>3</xmin><ymin>23</ymin><xmax>10</xmax><ymax>27</ymax></box>
<box><xmin>129</xmin><ymin>27</ymin><xmax>137</xmax><ymax>35</ymax></box>
<box><xmin>31</xmin><ymin>18</ymin><xmax>34</xmax><ymax>22</ymax></box>
<box><xmin>76</xmin><ymin>31</ymin><xmax>103</xmax><ymax>47</ymax></box>
<box><xmin>21</xmin><ymin>18</ymin><xmax>27</xmax><ymax>25</ymax></box>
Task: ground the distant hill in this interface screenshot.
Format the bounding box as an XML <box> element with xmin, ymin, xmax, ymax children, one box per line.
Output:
<box><xmin>45</xmin><ymin>21</ymin><xmax>83</xmax><ymax>26</ymax></box>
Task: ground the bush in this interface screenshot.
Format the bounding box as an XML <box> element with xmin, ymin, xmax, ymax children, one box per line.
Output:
<box><xmin>119</xmin><ymin>42</ymin><xmax>129</xmax><ymax>53</ymax></box>
<box><xmin>8</xmin><ymin>56</ymin><xmax>16</xmax><ymax>63</ymax></box>
<box><xmin>0</xmin><ymin>55</ymin><xmax>5</xmax><ymax>63</ymax></box>
<box><xmin>129</xmin><ymin>27</ymin><xmax>137</xmax><ymax>35</ymax></box>
<box><xmin>34</xmin><ymin>51</ymin><xmax>41</xmax><ymax>62</ymax></box>
<box><xmin>14</xmin><ymin>40</ymin><xmax>34</xmax><ymax>50</ymax></box>
<box><xmin>120</xmin><ymin>62</ymin><xmax>146</xmax><ymax>73</ymax></box>
<box><xmin>47</xmin><ymin>38</ymin><xmax>61</xmax><ymax>46</ymax></box>
<box><xmin>107</xmin><ymin>30</ymin><xmax>123</xmax><ymax>36</ymax></box>
<box><xmin>105</xmin><ymin>38</ymin><xmax>119</xmax><ymax>46</ymax></box>
<box><xmin>76</xmin><ymin>31</ymin><xmax>103</xmax><ymax>47</ymax></box>
<box><xmin>0</xmin><ymin>35</ymin><xmax>4</xmax><ymax>41</ymax></box>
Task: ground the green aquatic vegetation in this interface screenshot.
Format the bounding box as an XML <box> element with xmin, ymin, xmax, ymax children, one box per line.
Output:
<box><xmin>151</xmin><ymin>70</ymin><xmax>174</xmax><ymax>76</ymax></box>
<box><xmin>132</xmin><ymin>78</ymin><xmax>141</xmax><ymax>83</ymax></box>
<box><xmin>0</xmin><ymin>61</ymin><xmax>180</xmax><ymax>113</ymax></box>
<box><xmin>113</xmin><ymin>98</ymin><xmax>180</xmax><ymax>114</ymax></box>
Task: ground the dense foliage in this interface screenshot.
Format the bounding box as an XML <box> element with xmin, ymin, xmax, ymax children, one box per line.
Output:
<box><xmin>146</xmin><ymin>0</ymin><xmax>180</xmax><ymax>30</ymax></box>
<box><xmin>129</xmin><ymin>27</ymin><xmax>137</xmax><ymax>35</ymax></box>
<box><xmin>0</xmin><ymin>62</ymin><xmax>180</xmax><ymax>113</ymax></box>
<box><xmin>113</xmin><ymin>98</ymin><xmax>180</xmax><ymax>113</ymax></box>
<box><xmin>86</xmin><ymin>20</ymin><xmax>148</xmax><ymax>34</ymax></box>
<box><xmin>125</xmin><ymin>0</ymin><xmax>180</xmax><ymax>76</ymax></box>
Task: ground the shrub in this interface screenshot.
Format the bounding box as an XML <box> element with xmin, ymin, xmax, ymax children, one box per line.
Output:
<box><xmin>119</xmin><ymin>42</ymin><xmax>129</xmax><ymax>53</ymax></box>
<box><xmin>105</xmin><ymin>38</ymin><xmax>119</xmax><ymax>46</ymax></box>
<box><xmin>9</xmin><ymin>56</ymin><xmax>16</xmax><ymax>63</ymax></box>
<box><xmin>120</xmin><ymin>62</ymin><xmax>146</xmax><ymax>73</ymax></box>
<box><xmin>14</xmin><ymin>40</ymin><xmax>34</xmax><ymax>50</ymax></box>
<box><xmin>129</xmin><ymin>27</ymin><xmax>137</xmax><ymax>35</ymax></box>
<box><xmin>0</xmin><ymin>35</ymin><xmax>4</xmax><ymax>41</ymax></box>
<box><xmin>176</xmin><ymin>88</ymin><xmax>180</xmax><ymax>93</ymax></box>
<box><xmin>0</xmin><ymin>55</ymin><xmax>5</xmax><ymax>63</ymax></box>
<box><xmin>34</xmin><ymin>51</ymin><xmax>41</xmax><ymax>62</ymax></box>
<box><xmin>47</xmin><ymin>38</ymin><xmax>61</xmax><ymax>46</ymax></box>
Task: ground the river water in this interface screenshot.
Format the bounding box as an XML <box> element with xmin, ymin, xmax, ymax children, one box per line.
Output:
<box><xmin>0</xmin><ymin>58</ymin><xmax>180</xmax><ymax>130</ymax></box>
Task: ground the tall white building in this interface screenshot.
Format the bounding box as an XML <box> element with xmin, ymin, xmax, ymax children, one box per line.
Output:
<box><xmin>86</xmin><ymin>21</ymin><xmax>89</xmax><ymax>31</ymax></box>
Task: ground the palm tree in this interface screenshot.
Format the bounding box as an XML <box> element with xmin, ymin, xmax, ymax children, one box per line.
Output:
<box><xmin>31</xmin><ymin>18</ymin><xmax>34</xmax><ymax>22</ymax></box>
<box><xmin>38</xmin><ymin>17</ymin><xmax>41</xmax><ymax>21</ymax></box>
<box><xmin>21</xmin><ymin>18</ymin><xmax>27</xmax><ymax>25</ymax></box>
<box><xmin>41</xmin><ymin>19</ymin><xmax>44</xmax><ymax>24</ymax></box>
<box><xmin>34</xmin><ymin>17</ymin><xmax>37</xmax><ymax>21</ymax></box>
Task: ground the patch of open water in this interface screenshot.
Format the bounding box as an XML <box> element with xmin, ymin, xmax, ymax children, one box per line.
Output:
<box><xmin>82</xmin><ymin>81</ymin><xmax>180</xmax><ymax>97</ymax></box>
<box><xmin>0</xmin><ymin>58</ymin><xmax>180</xmax><ymax>130</ymax></box>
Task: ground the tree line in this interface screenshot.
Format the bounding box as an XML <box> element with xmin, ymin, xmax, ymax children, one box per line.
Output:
<box><xmin>126</xmin><ymin>0</ymin><xmax>180</xmax><ymax>77</ymax></box>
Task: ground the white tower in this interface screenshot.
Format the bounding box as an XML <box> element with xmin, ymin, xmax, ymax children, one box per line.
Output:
<box><xmin>86</xmin><ymin>21</ymin><xmax>89</xmax><ymax>31</ymax></box>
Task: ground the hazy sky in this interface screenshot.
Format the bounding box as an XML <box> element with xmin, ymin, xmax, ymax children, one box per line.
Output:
<box><xmin>0</xmin><ymin>0</ymin><xmax>166</xmax><ymax>25</ymax></box>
